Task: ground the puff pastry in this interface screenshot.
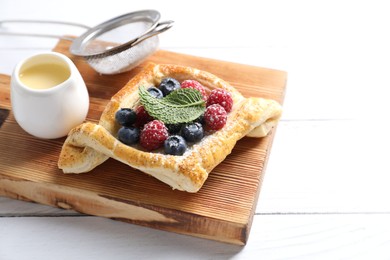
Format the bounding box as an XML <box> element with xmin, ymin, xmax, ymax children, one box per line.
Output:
<box><xmin>58</xmin><ymin>63</ymin><xmax>282</xmax><ymax>192</ymax></box>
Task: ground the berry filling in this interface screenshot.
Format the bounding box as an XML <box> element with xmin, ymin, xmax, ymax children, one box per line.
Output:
<box><xmin>118</xmin><ymin>126</ymin><xmax>140</xmax><ymax>145</ymax></box>
<box><xmin>180</xmin><ymin>80</ymin><xmax>208</xmax><ymax>101</ymax></box>
<box><xmin>158</xmin><ymin>77</ymin><xmax>181</xmax><ymax>96</ymax></box>
<box><xmin>204</xmin><ymin>104</ymin><xmax>227</xmax><ymax>130</ymax></box>
<box><xmin>147</xmin><ymin>86</ymin><xmax>164</xmax><ymax>99</ymax></box>
<box><xmin>114</xmin><ymin>77</ymin><xmax>233</xmax><ymax>155</ymax></box>
<box><xmin>134</xmin><ymin>105</ymin><xmax>153</xmax><ymax>128</ymax></box>
<box><xmin>164</xmin><ymin>135</ymin><xmax>187</xmax><ymax>155</ymax></box>
<box><xmin>140</xmin><ymin>120</ymin><xmax>169</xmax><ymax>151</ymax></box>
<box><xmin>115</xmin><ymin>108</ymin><xmax>136</xmax><ymax>127</ymax></box>
<box><xmin>181</xmin><ymin>122</ymin><xmax>204</xmax><ymax>142</ymax></box>
<box><xmin>207</xmin><ymin>88</ymin><xmax>233</xmax><ymax>113</ymax></box>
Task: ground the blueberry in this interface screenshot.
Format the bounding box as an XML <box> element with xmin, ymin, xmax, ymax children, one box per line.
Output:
<box><xmin>158</xmin><ymin>77</ymin><xmax>181</xmax><ymax>96</ymax></box>
<box><xmin>181</xmin><ymin>122</ymin><xmax>204</xmax><ymax>142</ymax></box>
<box><xmin>166</xmin><ymin>123</ymin><xmax>183</xmax><ymax>135</ymax></box>
<box><xmin>115</xmin><ymin>108</ymin><xmax>137</xmax><ymax>126</ymax></box>
<box><xmin>147</xmin><ymin>86</ymin><xmax>163</xmax><ymax>98</ymax></box>
<box><xmin>117</xmin><ymin>126</ymin><xmax>140</xmax><ymax>145</ymax></box>
<box><xmin>193</xmin><ymin>113</ymin><xmax>205</xmax><ymax>124</ymax></box>
<box><xmin>164</xmin><ymin>135</ymin><xmax>187</xmax><ymax>155</ymax></box>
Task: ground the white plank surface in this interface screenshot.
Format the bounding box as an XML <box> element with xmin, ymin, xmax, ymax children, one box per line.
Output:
<box><xmin>1</xmin><ymin>214</ymin><xmax>390</xmax><ymax>260</ymax></box>
<box><xmin>1</xmin><ymin>0</ymin><xmax>390</xmax><ymax>258</ymax></box>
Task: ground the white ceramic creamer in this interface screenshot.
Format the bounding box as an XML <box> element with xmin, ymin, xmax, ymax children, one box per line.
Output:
<box><xmin>11</xmin><ymin>52</ymin><xmax>89</xmax><ymax>139</ymax></box>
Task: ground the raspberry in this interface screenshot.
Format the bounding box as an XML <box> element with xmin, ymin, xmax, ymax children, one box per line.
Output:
<box><xmin>140</xmin><ymin>120</ymin><xmax>169</xmax><ymax>150</ymax></box>
<box><xmin>204</xmin><ymin>104</ymin><xmax>227</xmax><ymax>130</ymax></box>
<box><xmin>180</xmin><ymin>80</ymin><xmax>208</xmax><ymax>101</ymax></box>
<box><xmin>206</xmin><ymin>88</ymin><xmax>233</xmax><ymax>113</ymax></box>
<box><xmin>134</xmin><ymin>106</ymin><xmax>153</xmax><ymax>128</ymax></box>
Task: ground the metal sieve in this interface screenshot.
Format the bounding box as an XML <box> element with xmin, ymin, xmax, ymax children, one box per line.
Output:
<box><xmin>0</xmin><ymin>10</ymin><xmax>174</xmax><ymax>74</ymax></box>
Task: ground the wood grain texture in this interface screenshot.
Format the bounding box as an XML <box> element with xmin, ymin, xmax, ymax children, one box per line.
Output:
<box><xmin>0</xmin><ymin>39</ymin><xmax>286</xmax><ymax>245</ymax></box>
<box><xmin>0</xmin><ymin>108</ymin><xmax>10</xmax><ymax>128</ymax></box>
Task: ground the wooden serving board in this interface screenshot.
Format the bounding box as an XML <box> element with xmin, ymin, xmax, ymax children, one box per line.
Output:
<box><xmin>0</xmin><ymin>39</ymin><xmax>286</xmax><ymax>245</ymax></box>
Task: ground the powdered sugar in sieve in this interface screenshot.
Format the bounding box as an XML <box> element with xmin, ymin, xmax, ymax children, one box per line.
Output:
<box><xmin>86</xmin><ymin>36</ymin><xmax>159</xmax><ymax>74</ymax></box>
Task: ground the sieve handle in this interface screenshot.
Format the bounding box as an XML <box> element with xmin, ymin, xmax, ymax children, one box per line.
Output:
<box><xmin>130</xmin><ymin>20</ymin><xmax>174</xmax><ymax>47</ymax></box>
<box><xmin>0</xmin><ymin>31</ymin><xmax>75</xmax><ymax>41</ymax></box>
<box><xmin>0</xmin><ymin>19</ymin><xmax>90</xmax><ymax>29</ymax></box>
<box><xmin>0</xmin><ymin>19</ymin><xmax>90</xmax><ymax>40</ymax></box>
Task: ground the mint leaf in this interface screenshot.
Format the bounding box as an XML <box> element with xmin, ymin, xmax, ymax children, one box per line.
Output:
<box><xmin>139</xmin><ymin>86</ymin><xmax>206</xmax><ymax>124</ymax></box>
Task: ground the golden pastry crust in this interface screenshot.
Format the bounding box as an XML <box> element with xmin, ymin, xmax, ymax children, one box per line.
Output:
<box><xmin>58</xmin><ymin>63</ymin><xmax>282</xmax><ymax>192</ymax></box>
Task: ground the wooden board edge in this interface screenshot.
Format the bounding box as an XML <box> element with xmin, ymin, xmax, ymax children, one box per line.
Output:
<box><xmin>156</xmin><ymin>49</ymin><xmax>288</xmax><ymax>74</ymax></box>
<box><xmin>244</xmin><ymin>125</ymin><xmax>280</xmax><ymax>242</ymax></box>
<box><xmin>0</xmin><ymin>173</ymin><xmax>248</xmax><ymax>245</ymax></box>
<box><xmin>0</xmin><ymin>74</ymin><xmax>11</xmax><ymax>110</ymax></box>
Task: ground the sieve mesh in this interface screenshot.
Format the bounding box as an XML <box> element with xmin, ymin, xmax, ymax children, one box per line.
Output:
<box><xmin>71</xmin><ymin>15</ymin><xmax>173</xmax><ymax>74</ymax></box>
<box><xmin>86</xmin><ymin>35</ymin><xmax>159</xmax><ymax>74</ymax></box>
<box><xmin>79</xmin><ymin>19</ymin><xmax>154</xmax><ymax>56</ymax></box>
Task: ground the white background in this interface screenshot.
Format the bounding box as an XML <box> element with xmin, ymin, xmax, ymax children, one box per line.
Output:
<box><xmin>1</xmin><ymin>0</ymin><xmax>390</xmax><ymax>259</ymax></box>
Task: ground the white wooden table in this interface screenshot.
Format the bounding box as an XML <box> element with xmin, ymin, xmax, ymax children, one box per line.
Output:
<box><xmin>1</xmin><ymin>0</ymin><xmax>390</xmax><ymax>259</ymax></box>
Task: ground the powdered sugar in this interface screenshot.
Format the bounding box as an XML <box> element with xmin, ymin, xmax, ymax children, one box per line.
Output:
<box><xmin>86</xmin><ymin>36</ymin><xmax>159</xmax><ymax>75</ymax></box>
<box><xmin>204</xmin><ymin>104</ymin><xmax>227</xmax><ymax>130</ymax></box>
